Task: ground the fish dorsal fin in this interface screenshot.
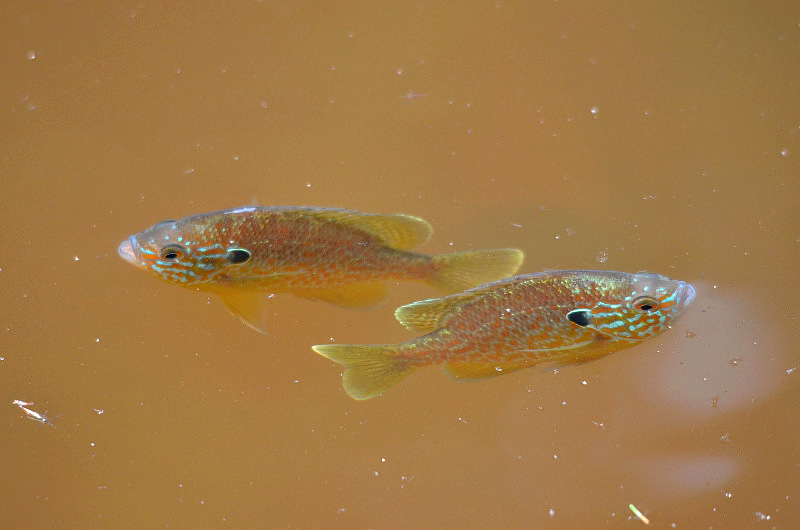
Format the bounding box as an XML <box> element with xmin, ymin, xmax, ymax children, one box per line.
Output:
<box><xmin>443</xmin><ymin>360</ymin><xmax>532</xmax><ymax>382</ymax></box>
<box><xmin>394</xmin><ymin>283</ymin><xmax>500</xmax><ymax>332</ymax></box>
<box><xmin>292</xmin><ymin>281</ymin><xmax>390</xmax><ymax>309</ymax></box>
<box><xmin>309</xmin><ymin>210</ymin><xmax>432</xmax><ymax>250</ymax></box>
<box><xmin>217</xmin><ymin>291</ymin><xmax>273</xmax><ymax>335</ymax></box>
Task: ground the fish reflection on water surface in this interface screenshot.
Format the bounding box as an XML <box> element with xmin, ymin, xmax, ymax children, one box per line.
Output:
<box><xmin>314</xmin><ymin>270</ymin><xmax>696</xmax><ymax>400</ymax></box>
<box><xmin>118</xmin><ymin>206</ymin><xmax>524</xmax><ymax>333</ymax></box>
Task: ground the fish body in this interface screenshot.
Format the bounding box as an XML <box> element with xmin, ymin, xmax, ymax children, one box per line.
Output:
<box><xmin>119</xmin><ymin>206</ymin><xmax>523</xmax><ymax>333</ymax></box>
<box><xmin>313</xmin><ymin>270</ymin><xmax>696</xmax><ymax>399</ymax></box>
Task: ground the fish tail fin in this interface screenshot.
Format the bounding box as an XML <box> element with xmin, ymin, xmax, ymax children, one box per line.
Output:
<box><xmin>312</xmin><ymin>344</ymin><xmax>412</xmax><ymax>400</ymax></box>
<box><xmin>430</xmin><ymin>248</ymin><xmax>524</xmax><ymax>293</ymax></box>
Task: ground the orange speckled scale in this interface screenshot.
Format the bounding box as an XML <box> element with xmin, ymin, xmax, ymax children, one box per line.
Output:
<box><xmin>313</xmin><ymin>270</ymin><xmax>695</xmax><ymax>399</ymax></box>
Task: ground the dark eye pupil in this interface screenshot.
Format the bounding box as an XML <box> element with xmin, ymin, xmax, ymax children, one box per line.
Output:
<box><xmin>164</xmin><ymin>252</ymin><xmax>178</xmax><ymax>260</ymax></box>
<box><xmin>227</xmin><ymin>249</ymin><xmax>251</xmax><ymax>264</ymax></box>
<box><xmin>639</xmin><ymin>303</ymin><xmax>654</xmax><ymax>311</ymax></box>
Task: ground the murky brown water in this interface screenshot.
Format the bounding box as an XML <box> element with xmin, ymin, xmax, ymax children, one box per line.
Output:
<box><xmin>3</xmin><ymin>2</ymin><xmax>799</xmax><ymax>527</ymax></box>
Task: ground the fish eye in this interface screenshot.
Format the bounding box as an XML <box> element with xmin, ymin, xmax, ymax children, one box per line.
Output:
<box><xmin>633</xmin><ymin>296</ymin><xmax>659</xmax><ymax>313</ymax></box>
<box><xmin>227</xmin><ymin>248</ymin><xmax>251</xmax><ymax>264</ymax></box>
<box><xmin>159</xmin><ymin>244</ymin><xmax>185</xmax><ymax>261</ymax></box>
<box><xmin>566</xmin><ymin>309</ymin><xmax>591</xmax><ymax>327</ymax></box>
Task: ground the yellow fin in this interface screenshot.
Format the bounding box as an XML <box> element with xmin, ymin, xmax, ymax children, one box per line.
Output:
<box><xmin>395</xmin><ymin>280</ymin><xmax>509</xmax><ymax>332</ymax></box>
<box><xmin>394</xmin><ymin>296</ymin><xmax>460</xmax><ymax>332</ymax></box>
<box><xmin>309</xmin><ymin>209</ymin><xmax>432</xmax><ymax>250</ymax></box>
<box><xmin>293</xmin><ymin>281</ymin><xmax>390</xmax><ymax>309</ymax></box>
<box><xmin>312</xmin><ymin>344</ymin><xmax>412</xmax><ymax>399</ymax></box>
<box><xmin>429</xmin><ymin>248</ymin><xmax>524</xmax><ymax>294</ymax></box>
<box><xmin>443</xmin><ymin>360</ymin><xmax>532</xmax><ymax>382</ymax></box>
<box><xmin>218</xmin><ymin>290</ymin><xmax>273</xmax><ymax>334</ymax></box>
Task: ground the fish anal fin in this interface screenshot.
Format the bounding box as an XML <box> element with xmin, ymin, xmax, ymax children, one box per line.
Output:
<box><xmin>443</xmin><ymin>360</ymin><xmax>532</xmax><ymax>382</ymax></box>
<box><xmin>310</xmin><ymin>210</ymin><xmax>432</xmax><ymax>250</ymax></box>
<box><xmin>294</xmin><ymin>281</ymin><xmax>390</xmax><ymax>309</ymax></box>
<box><xmin>218</xmin><ymin>290</ymin><xmax>273</xmax><ymax>335</ymax></box>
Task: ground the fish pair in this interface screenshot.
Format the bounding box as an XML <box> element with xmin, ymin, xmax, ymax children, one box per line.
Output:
<box><xmin>119</xmin><ymin>206</ymin><xmax>695</xmax><ymax>399</ymax></box>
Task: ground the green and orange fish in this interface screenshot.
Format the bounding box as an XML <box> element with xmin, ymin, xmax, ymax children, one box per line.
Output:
<box><xmin>313</xmin><ymin>270</ymin><xmax>695</xmax><ymax>399</ymax></box>
<box><xmin>118</xmin><ymin>206</ymin><xmax>524</xmax><ymax>333</ymax></box>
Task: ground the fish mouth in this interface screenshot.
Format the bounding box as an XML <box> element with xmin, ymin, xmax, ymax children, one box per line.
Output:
<box><xmin>118</xmin><ymin>236</ymin><xmax>142</xmax><ymax>266</ymax></box>
<box><xmin>681</xmin><ymin>282</ymin><xmax>696</xmax><ymax>308</ymax></box>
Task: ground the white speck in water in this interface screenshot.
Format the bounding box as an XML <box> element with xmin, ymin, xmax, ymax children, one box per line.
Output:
<box><xmin>590</xmin><ymin>106</ymin><xmax>599</xmax><ymax>115</ymax></box>
<box><xmin>723</xmin><ymin>491</ymin><xmax>732</xmax><ymax>498</ymax></box>
<box><xmin>26</xmin><ymin>50</ymin><xmax>36</xmax><ymax>60</ymax></box>
<box><xmin>755</xmin><ymin>511</ymin><xmax>771</xmax><ymax>521</ymax></box>
<box><xmin>781</xmin><ymin>148</ymin><xmax>790</xmax><ymax>157</ymax></box>
<box><xmin>396</xmin><ymin>67</ymin><xmax>404</xmax><ymax>75</ymax></box>
<box><xmin>73</xmin><ymin>256</ymin><xmax>80</xmax><ymax>261</ymax></box>
<box><xmin>549</xmin><ymin>508</ymin><xmax>556</xmax><ymax>517</ymax></box>
<box><xmin>596</xmin><ymin>250</ymin><xmax>609</xmax><ymax>263</ymax></box>
<box><xmin>553</xmin><ymin>453</ymin><xmax>558</xmax><ymax>460</ymax></box>
<box><xmin>305</xmin><ymin>182</ymin><xmax>312</xmax><ymax>188</ymax></box>
<box><xmin>95</xmin><ymin>338</ymin><xmax>100</xmax><ymax>343</ymax></box>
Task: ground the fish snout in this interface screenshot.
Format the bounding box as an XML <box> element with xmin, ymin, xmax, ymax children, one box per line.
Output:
<box><xmin>118</xmin><ymin>235</ymin><xmax>142</xmax><ymax>266</ymax></box>
<box><xmin>680</xmin><ymin>282</ymin><xmax>696</xmax><ymax>309</ymax></box>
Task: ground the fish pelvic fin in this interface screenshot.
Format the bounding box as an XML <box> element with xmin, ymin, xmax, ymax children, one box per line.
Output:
<box><xmin>218</xmin><ymin>290</ymin><xmax>272</xmax><ymax>335</ymax></box>
<box><xmin>312</xmin><ymin>344</ymin><xmax>412</xmax><ymax>400</ymax></box>
<box><xmin>429</xmin><ymin>248</ymin><xmax>524</xmax><ymax>294</ymax></box>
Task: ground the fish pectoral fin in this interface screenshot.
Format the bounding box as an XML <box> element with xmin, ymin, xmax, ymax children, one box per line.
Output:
<box><xmin>217</xmin><ymin>291</ymin><xmax>273</xmax><ymax>335</ymax></box>
<box><xmin>443</xmin><ymin>360</ymin><xmax>533</xmax><ymax>382</ymax></box>
<box><xmin>293</xmin><ymin>281</ymin><xmax>390</xmax><ymax>309</ymax></box>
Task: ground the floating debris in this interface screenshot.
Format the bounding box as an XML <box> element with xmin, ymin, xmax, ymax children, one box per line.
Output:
<box><xmin>13</xmin><ymin>399</ymin><xmax>57</xmax><ymax>428</ymax></box>
<box><xmin>629</xmin><ymin>503</ymin><xmax>650</xmax><ymax>525</ymax></box>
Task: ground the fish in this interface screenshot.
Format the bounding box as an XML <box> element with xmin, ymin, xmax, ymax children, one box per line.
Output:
<box><xmin>313</xmin><ymin>270</ymin><xmax>695</xmax><ymax>399</ymax></box>
<box><xmin>118</xmin><ymin>206</ymin><xmax>524</xmax><ymax>333</ymax></box>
